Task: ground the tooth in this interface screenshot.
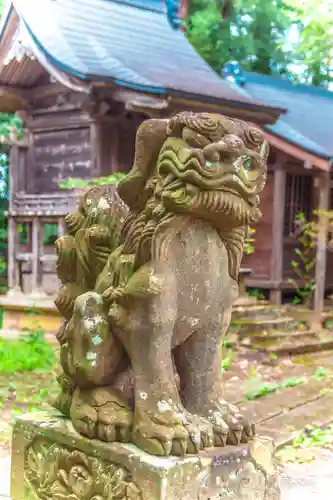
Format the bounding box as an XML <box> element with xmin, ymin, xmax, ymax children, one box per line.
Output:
<box><xmin>168</xmin><ymin>180</ymin><xmax>183</xmax><ymax>191</ymax></box>
<box><xmin>163</xmin><ymin>174</ymin><xmax>174</xmax><ymax>187</ymax></box>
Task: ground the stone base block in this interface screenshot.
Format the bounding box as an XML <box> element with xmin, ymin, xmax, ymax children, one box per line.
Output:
<box><xmin>0</xmin><ymin>294</ymin><xmax>62</xmax><ymax>335</ymax></box>
<box><xmin>11</xmin><ymin>411</ymin><xmax>281</xmax><ymax>500</ymax></box>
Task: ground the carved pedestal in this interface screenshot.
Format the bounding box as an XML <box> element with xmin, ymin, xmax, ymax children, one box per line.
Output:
<box><xmin>11</xmin><ymin>412</ymin><xmax>281</xmax><ymax>500</ymax></box>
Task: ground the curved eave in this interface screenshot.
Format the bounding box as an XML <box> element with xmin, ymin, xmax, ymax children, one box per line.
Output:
<box><xmin>0</xmin><ymin>3</ymin><xmax>15</xmax><ymax>40</ymax></box>
<box><xmin>167</xmin><ymin>90</ymin><xmax>285</xmax><ymax>124</ymax></box>
<box><xmin>265</xmin><ymin>129</ymin><xmax>333</xmax><ymax>171</ymax></box>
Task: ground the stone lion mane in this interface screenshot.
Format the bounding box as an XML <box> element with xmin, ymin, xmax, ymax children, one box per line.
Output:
<box><xmin>117</xmin><ymin>111</ymin><xmax>267</xmax><ymax>280</ymax></box>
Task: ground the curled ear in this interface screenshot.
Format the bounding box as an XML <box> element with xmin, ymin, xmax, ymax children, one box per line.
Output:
<box><xmin>166</xmin><ymin>111</ymin><xmax>195</xmax><ymax>137</ymax></box>
<box><xmin>117</xmin><ymin>119</ymin><xmax>169</xmax><ymax>210</ymax></box>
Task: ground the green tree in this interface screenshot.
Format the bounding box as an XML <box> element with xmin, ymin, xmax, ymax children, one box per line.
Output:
<box><xmin>287</xmin><ymin>0</ymin><xmax>333</xmax><ymax>86</ymax></box>
<box><xmin>0</xmin><ymin>113</ymin><xmax>24</xmax><ymax>140</ymax></box>
<box><xmin>58</xmin><ymin>172</ymin><xmax>125</xmax><ymax>190</ymax></box>
<box><xmin>186</xmin><ymin>0</ymin><xmax>294</xmax><ymax>74</ymax></box>
<box><xmin>0</xmin><ymin>150</ymin><xmax>9</xmax><ymax>285</ymax></box>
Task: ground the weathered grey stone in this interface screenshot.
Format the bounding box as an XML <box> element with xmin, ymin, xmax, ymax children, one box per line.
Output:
<box><xmin>53</xmin><ymin>113</ymin><xmax>269</xmax><ymax>457</ymax></box>
<box><xmin>11</xmin><ymin>411</ymin><xmax>280</xmax><ymax>500</ymax></box>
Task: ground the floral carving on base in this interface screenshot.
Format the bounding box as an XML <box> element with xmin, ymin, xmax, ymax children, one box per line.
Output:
<box><xmin>24</xmin><ymin>438</ymin><xmax>142</xmax><ymax>500</ymax></box>
<box><xmin>198</xmin><ymin>460</ymin><xmax>266</xmax><ymax>500</ymax></box>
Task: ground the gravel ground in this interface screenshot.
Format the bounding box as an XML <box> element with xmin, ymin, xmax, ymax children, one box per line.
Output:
<box><xmin>0</xmin><ymin>456</ymin><xmax>10</xmax><ymax>498</ymax></box>
<box><xmin>280</xmin><ymin>453</ymin><xmax>333</xmax><ymax>500</ymax></box>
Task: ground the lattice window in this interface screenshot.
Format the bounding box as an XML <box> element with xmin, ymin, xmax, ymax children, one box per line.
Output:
<box><xmin>17</xmin><ymin>223</ymin><xmax>31</xmax><ymax>245</ymax></box>
<box><xmin>43</xmin><ymin>223</ymin><xmax>58</xmax><ymax>246</ymax></box>
<box><xmin>284</xmin><ymin>174</ymin><xmax>312</xmax><ymax>236</ymax></box>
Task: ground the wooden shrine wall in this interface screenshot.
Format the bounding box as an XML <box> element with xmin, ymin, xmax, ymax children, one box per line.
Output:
<box><xmin>9</xmin><ymin>87</ymin><xmax>148</xmax><ymax>295</ymax></box>
<box><xmin>29</xmin><ymin>126</ymin><xmax>92</xmax><ymax>193</ymax></box>
<box><xmin>242</xmin><ymin>170</ymin><xmax>274</xmax><ymax>280</ymax></box>
<box><xmin>325</xmin><ymin>182</ymin><xmax>333</xmax><ymax>290</ymax></box>
<box><xmin>24</xmin><ymin>101</ymin><xmax>96</xmax><ymax>194</ymax></box>
<box><xmin>13</xmin><ymin>88</ymin><xmax>147</xmax><ymax>195</ymax></box>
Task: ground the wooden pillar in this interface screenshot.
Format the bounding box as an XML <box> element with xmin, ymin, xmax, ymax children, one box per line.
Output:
<box><xmin>90</xmin><ymin>119</ymin><xmax>120</xmax><ymax>175</ymax></box>
<box><xmin>110</xmin><ymin>121</ymin><xmax>119</xmax><ymax>173</ymax></box>
<box><xmin>31</xmin><ymin>217</ymin><xmax>43</xmax><ymax>295</ymax></box>
<box><xmin>57</xmin><ymin>217</ymin><xmax>65</xmax><ymax>237</ymax></box>
<box><xmin>8</xmin><ymin>147</ymin><xmax>19</xmax><ymax>294</ymax></box>
<box><xmin>90</xmin><ymin>121</ymin><xmax>101</xmax><ymax>177</ymax></box>
<box><xmin>7</xmin><ymin>216</ymin><xmax>19</xmax><ymax>292</ymax></box>
<box><xmin>270</xmin><ymin>157</ymin><xmax>287</xmax><ymax>304</ymax></box>
<box><xmin>313</xmin><ymin>171</ymin><xmax>330</xmax><ymax>321</ymax></box>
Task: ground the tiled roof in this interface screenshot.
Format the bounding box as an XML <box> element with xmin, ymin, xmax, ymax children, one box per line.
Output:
<box><xmin>10</xmin><ymin>0</ymin><xmax>283</xmax><ymax>114</ymax></box>
<box><xmin>243</xmin><ymin>71</ymin><xmax>333</xmax><ymax>159</ymax></box>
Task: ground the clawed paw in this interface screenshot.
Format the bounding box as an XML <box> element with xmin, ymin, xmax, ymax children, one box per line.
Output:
<box><xmin>70</xmin><ymin>386</ymin><xmax>133</xmax><ymax>443</ymax></box>
<box><xmin>132</xmin><ymin>400</ymin><xmax>214</xmax><ymax>456</ymax></box>
<box><xmin>206</xmin><ymin>401</ymin><xmax>255</xmax><ymax>446</ymax></box>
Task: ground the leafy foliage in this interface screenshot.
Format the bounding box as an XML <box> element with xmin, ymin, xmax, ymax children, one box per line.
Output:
<box><xmin>244</xmin><ymin>366</ymin><xmax>329</xmax><ymax>400</ymax></box>
<box><xmin>58</xmin><ymin>172</ymin><xmax>125</xmax><ymax>190</ymax></box>
<box><xmin>287</xmin><ymin>0</ymin><xmax>333</xmax><ymax>86</ymax></box>
<box><xmin>0</xmin><ymin>151</ymin><xmax>8</xmax><ymax>281</ymax></box>
<box><xmin>248</xmin><ymin>288</ymin><xmax>265</xmax><ymax>300</ymax></box>
<box><xmin>288</xmin><ymin>212</ymin><xmax>317</xmax><ymax>307</ymax></box>
<box><xmin>0</xmin><ymin>113</ymin><xmax>24</xmax><ymax>285</ymax></box>
<box><xmin>245</xmin><ymin>376</ymin><xmax>306</xmax><ymax>400</ymax></box>
<box><xmin>244</xmin><ymin>226</ymin><xmax>256</xmax><ymax>255</ymax></box>
<box><xmin>0</xmin><ymin>329</ymin><xmax>55</xmax><ymax>373</ymax></box>
<box><xmin>221</xmin><ymin>345</ymin><xmax>233</xmax><ymax>372</ymax></box>
<box><xmin>186</xmin><ymin>0</ymin><xmax>295</xmax><ymax>74</ymax></box>
<box><xmin>288</xmin><ymin>211</ymin><xmax>333</xmax><ymax>307</ymax></box>
<box><xmin>277</xmin><ymin>424</ymin><xmax>333</xmax><ymax>463</ymax></box>
<box><xmin>186</xmin><ymin>0</ymin><xmax>333</xmax><ymax>86</ymax></box>
<box><xmin>0</xmin><ymin>113</ymin><xmax>24</xmax><ymax>141</ymax></box>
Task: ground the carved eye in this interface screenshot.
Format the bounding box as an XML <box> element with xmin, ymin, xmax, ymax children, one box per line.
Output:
<box><xmin>243</xmin><ymin>157</ymin><xmax>254</xmax><ymax>171</ymax></box>
<box><xmin>182</xmin><ymin>127</ymin><xmax>210</xmax><ymax>148</ymax></box>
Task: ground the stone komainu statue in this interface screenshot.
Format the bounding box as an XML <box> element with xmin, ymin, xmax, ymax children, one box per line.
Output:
<box><xmin>54</xmin><ymin>112</ymin><xmax>268</xmax><ymax>457</ymax></box>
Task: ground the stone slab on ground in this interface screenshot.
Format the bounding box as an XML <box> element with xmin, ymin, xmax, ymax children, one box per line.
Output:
<box><xmin>0</xmin><ymin>456</ymin><xmax>10</xmax><ymax>498</ymax></box>
<box><xmin>10</xmin><ymin>411</ymin><xmax>280</xmax><ymax>500</ymax></box>
<box><xmin>0</xmin><ymin>293</ymin><xmax>61</xmax><ymax>335</ymax></box>
<box><xmin>280</xmin><ymin>452</ymin><xmax>333</xmax><ymax>500</ymax></box>
<box><xmin>0</xmin><ymin>328</ymin><xmax>57</xmax><ymax>344</ymax></box>
<box><xmin>258</xmin><ymin>394</ymin><xmax>333</xmax><ymax>448</ymax></box>
<box><xmin>238</xmin><ymin>376</ymin><xmax>332</xmax><ymax>426</ymax></box>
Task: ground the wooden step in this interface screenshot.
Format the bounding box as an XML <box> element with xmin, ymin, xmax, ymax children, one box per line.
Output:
<box><xmin>241</xmin><ymin>330</ymin><xmax>316</xmax><ymax>349</ymax></box>
<box><xmin>231</xmin><ymin>316</ymin><xmax>299</xmax><ymax>335</ymax></box>
<box><xmin>241</xmin><ymin>328</ymin><xmax>333</xmax><ymax>356</ymax></box>
<box><xmin>264</xmin><ymin>338</ymin><xmax>333</xmax><ymax>357</ymax></box>
<box><xmin>232</xmin><ymin>304</ymin><xmax>288</xmax><ymax>321</ymax></box>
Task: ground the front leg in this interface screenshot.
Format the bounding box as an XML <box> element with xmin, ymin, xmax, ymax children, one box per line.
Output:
<box><xmin>174</xmin><ymin>310</ymin><xmax>255</xmax><ymax>447</ymax></box>
<box><xmin>113</xmin><ymin>263</ymin><xmax>211</xmax><ymax>456</ymax></box>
